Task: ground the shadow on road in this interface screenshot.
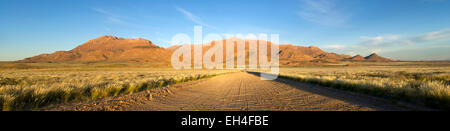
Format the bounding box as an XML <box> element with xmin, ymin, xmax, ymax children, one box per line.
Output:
<box><xmin>246</xmin><ymin>71</ymin><xmax>429</xmax><ymax>111</ymax></box>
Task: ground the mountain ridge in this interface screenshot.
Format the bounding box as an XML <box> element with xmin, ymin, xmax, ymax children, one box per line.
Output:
<box><xmin>20</xmin><ymin>36</ymin><xmax>393</xmax><ymax>65</ymax></box>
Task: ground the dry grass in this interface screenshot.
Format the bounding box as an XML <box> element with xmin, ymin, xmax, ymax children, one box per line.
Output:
<box><xmin>0</xmin><ymin>63</ymin><xmax>237</xmax><ymax>111</ymax></box>
<box><xmin>272</xmin><ymin>62</ymin><xmax>450</xmax><ymax>109</ymax></box>
<box><xmin>2</xmin><ymin>61</ymin><xmax>449</xmax><ymax>110</ymax></box>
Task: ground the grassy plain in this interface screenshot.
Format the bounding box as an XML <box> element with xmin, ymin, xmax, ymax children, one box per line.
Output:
<box><xmin>0</xmin><ymin>62</ymin><xmax>236</xmax><ymax>111</ymax></box>
<box><xmin>1</xmin><ymin>61</ymin><xmax>449</xmax><ymax>110</ymax></box>
<box><xmin>275</xmin><ymin>61</ymin><xmax>450</xmax><ymax>109</ymax></box>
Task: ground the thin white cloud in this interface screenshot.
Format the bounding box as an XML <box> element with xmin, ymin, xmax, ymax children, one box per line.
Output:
<box><xmin>92</xmin><ymin>8</ymin><xmax>116</xmax><ymax>17</ymax></box>
<box><xmin>323</xmin><ymin>44</ymin><xmax>346</xmax><ymax>50</ymax></box>
<box><xmin>357</xmin><ymin>35</ymin><xmax>411</xmax><ymax>47</ymax></box>
<box><xmin>106</xmin><ymin>17</ymin><xmax>126</xmax><ymax>24</ymax></box>
<box><xmin>175</xmin><ymin>6</ymin><xmax>215</xmax><ymax>29</ymax></box>
<box><xmin>92</xmin><ymin>8</ymin><xmax>154</xmax><ymax>29</ymax></box>
<box><xmin>414</xmin><ymin>29</ymin><xmax>450</xmax><ymax>42</ymax></box>
<box><xmin>344</xmin><ymin>35</ymin><xmax>411</xmax><ymax>55</ymax></box>
<box><xmin>323</xmin><ymin>28</ymin><xmax>450</xmax><ymax>58</ymax></box>
<box><xmin>355</xmin><ymin>29</ymin><xmax>450</xmax><ymax>50</ymax></box>
<box><xmin>92</xmin><ymin>8</ymin><xmax>127</xmax><ymax>24</ymax></box>
<box><xmin>298</xmin><ymin>0</ymin><xmax>350</xmax><ymax>26</ymax></box>
<box><xmin>382</xmin><ymin>45</ymin><xmax>450</xmax><ymax>61</ymax></box>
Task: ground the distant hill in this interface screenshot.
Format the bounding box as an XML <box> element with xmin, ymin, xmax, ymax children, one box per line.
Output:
<box><xmin>349</xmin><ymin>55</ymin><xmax>366</xmax><ymax>61</ymax></box>
<box><xmin>21</xmin><ymin>36</ymin><xmax>172</xmax><ymax>63</ymax></box>
<box><xmin>364</xmin><ymin>53</ymin><xmax>393</xmax><ymax>62</ymax></box>
<box><xmin>278</xmin><ymin>44</ymin><xmax>351</xmax><ymax>65</ymax></box>
<box><xmin>20</xmin><ymin>36</ymin><xmax>392</xmax><ymax>65</ymax></box>
<box><xmin>345</xmin><ymin>53</ymin><xmax>392</xmax><ymax>62</ymax></box>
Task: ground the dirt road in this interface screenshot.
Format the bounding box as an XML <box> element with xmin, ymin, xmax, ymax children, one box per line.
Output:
<box><xmin>45</xmin><ymin>72</ymin><xmax>430</xmax><ymax>111</ymax></box>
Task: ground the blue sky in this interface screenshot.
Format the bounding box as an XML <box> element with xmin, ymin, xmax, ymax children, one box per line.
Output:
<box><xmin>1</xmin><ymin>0</ymin><xmax>450</xmax><ymax>61</ymax></box>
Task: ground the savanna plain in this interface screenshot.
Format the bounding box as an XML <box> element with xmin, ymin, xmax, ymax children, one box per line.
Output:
<box><xmin>0</xmin><ymin>61</ymin><xmax>449</xmax><ymax>111</ymax></box>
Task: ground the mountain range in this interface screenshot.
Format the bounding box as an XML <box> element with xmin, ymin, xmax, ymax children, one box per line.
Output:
<box><xmin>20</xmin><ymin>35</ymin><xmax>393</xmax><ymax>65</ymax></box>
